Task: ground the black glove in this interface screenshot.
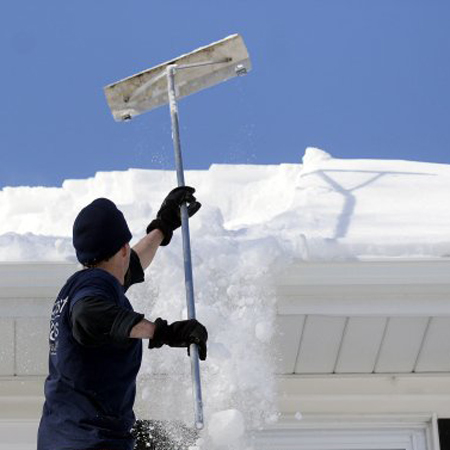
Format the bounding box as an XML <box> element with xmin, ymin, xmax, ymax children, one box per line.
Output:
<box><xmin>147</xmin><ymin>186</ymin><xmax>201</xmax><ymax>246</ymax></box>
<box><xmin>149</xmin><ymin>318</ymin><xmax>208</xmax><ymax>361</ymax></box>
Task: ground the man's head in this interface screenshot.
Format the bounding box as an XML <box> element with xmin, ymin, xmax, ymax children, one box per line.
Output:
<box><xmin>73</xmin><ymin>198</ymin><xmax>132</xmax><ymax>267</ymax></box>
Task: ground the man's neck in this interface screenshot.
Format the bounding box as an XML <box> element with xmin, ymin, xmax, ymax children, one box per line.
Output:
<box><xmin>94</xmin><ymin>263</ymin><xmax>125</xmax><ymax>286</ymax></box>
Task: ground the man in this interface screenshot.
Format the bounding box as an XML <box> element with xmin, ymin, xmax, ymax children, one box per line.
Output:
<box><xmin>37</xmin><ymin>186</ymin><xmax>208</xmax><ymax>450</ymax></box>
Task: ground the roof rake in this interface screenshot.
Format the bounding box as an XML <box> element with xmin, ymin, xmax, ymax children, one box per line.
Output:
<box><xmin>103</xmin><ymin>34</ymin><xmax>252</xmax><ymax>430</ymax></box>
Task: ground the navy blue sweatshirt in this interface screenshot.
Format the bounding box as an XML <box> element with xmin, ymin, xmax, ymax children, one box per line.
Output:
<box><xmin>38</xmin><ymin>251</ymin><xmax>145</xmax><ymax>450</ymax></box>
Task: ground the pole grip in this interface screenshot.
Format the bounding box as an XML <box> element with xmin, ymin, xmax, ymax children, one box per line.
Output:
<box><xmin>167</xmin><ymin>65</ymin><xmax>204</xmax><ymax>429</ymax></box>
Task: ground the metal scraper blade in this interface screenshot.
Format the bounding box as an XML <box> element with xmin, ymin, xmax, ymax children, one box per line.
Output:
<box><xmin>104</xmin><ymin>34</ymin><xmax>251</xmax><ymax>122</ymax></box>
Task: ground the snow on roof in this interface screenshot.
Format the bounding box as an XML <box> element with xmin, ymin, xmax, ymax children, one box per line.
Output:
<box><xmin>1</xmin><ymin>147</ymin><xmax>449</xmax><ymax>261</ymax></box>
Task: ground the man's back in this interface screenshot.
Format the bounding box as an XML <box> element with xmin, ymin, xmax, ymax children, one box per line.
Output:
<box><xmin>37</xmin><ymin>268</ymin><xmax>142</xmax><ymax>450</ymax></box>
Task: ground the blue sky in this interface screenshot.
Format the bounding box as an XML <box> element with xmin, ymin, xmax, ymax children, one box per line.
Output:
<box><xmin>1</xmin><ymin>1</ymin><xmax>449</xmax><ymax>189</ymax></box>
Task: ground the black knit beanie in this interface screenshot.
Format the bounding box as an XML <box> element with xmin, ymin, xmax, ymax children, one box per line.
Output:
<box><xmin>73</xmin><ymin>198</ymin><xmax>132</xmax><ymax>265</ymax></box>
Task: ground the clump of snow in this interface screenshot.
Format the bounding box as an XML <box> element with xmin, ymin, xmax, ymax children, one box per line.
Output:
<box><xmin>208</xmin><ymin>409</ymin><xmax>245</xmax><ymax>446</ymax></box>
<box><xmin>2</xmin><ymin>148</ymin><xmax>450</xmax><ymax>448</ymax></box>
<box><xmin>302</xmin><ymin>147</ymin><xmax>332</xmax><ymax>166</ymax></box>
<box><xmin>264</xmin><ymin>412</ymin><xmax>281</xmax><ymax>425</ymax></box>
<box><xmin>255</xmin><ymin>320</ymin><xmax>274</xmax><ymax>343</ymax></box>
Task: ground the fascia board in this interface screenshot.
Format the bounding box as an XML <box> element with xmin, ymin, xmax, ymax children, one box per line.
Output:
<box><xmin>262</xmin><ymin>412</ymin><xmax>436</xmax><ymax>430</ymax></box>
<box><xmin>0</xmin><ymin>263</ymin><xmax>78</xmax><ymax>298</ymax></box>
<box><xmin>277</xmin><ymin>374</ymin><xmax>450</xmax><ymax>419</ymax></box>
<box><xmin>277</xmin><ymin>260</ymin><xmax>450</xmax><ymax>286</ymax></box>
<box><xmin>276</xmin><ymin>260</ymin><xmax>450</xmax><ymax>316</ymax></box>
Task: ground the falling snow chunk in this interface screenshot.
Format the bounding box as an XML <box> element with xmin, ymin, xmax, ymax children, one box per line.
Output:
<box><xmin>264</xmin><ymin>412</ymin><xmax>280</xmax><ymax>424</ymax></box>
<box><xmin>255</xmin><ymin>321</ymin><xmax>273</xmax><ymax>343</ymax></box>
<box><xmin>208</xmin><ymin>409</ymin><xmax>245</xmax><ymax>446</ymax></box>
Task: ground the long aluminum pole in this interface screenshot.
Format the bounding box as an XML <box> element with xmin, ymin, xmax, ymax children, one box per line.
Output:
<box><xmin>166</xmin><ymin>64</ymin><xmax>204</xmax><ymax>430</ymax></box>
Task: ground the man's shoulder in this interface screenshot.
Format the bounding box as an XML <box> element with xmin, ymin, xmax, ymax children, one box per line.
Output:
<box><xmin>63</xmin><ymin>269</ymin><xmax>121</xmax><ymax>305</ymax></box>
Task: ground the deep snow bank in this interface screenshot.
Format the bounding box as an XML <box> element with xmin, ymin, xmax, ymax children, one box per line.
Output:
<box><xmin>1</xmin><ymin>147</ymin><xmax>450</xmax><ymax>261</ymax></box>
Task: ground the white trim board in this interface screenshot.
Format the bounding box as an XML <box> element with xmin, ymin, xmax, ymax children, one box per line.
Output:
<box><xmin>0</xmin><ymin>420</ymin><xmax>39</xmax><ymax>450</ymax></box>
<box><xmin>0</xmin><ymin>262</ymin><xmax>77</xmax><ymax>299</ymax></box>
<box><xmin>278</xmin><ymin>374</ymin><xmax>450</xmax><ymax>417</ymax></box>
<box><xmin>252</xmin><ymin>414</ymin><xmax>439</xmax><ymax>450</ymax></box>
<box><xmin>276</xmin><ymin>260</ymin><xmax>450</xmax><ymax>317</ymax></box>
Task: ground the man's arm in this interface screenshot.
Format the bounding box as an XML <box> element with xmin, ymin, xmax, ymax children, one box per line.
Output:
<box><xmin>132</xmin><ymin>229</ymin><xmax>164</xmax><ymax>271</ymax></box>
<box><xmin>71</xmin><ymin>298</ymin><xmax>207</xmax><ymax>359</ymax></box>
<box><xmin>129</xmin><ymin>318</ymin><xmax>156</xmax><ymax>339</ymax></box>
<box><xmin>71</xmin><ymin>297</ymin><xmax>146</xmax><ymax>346</ymax></box>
